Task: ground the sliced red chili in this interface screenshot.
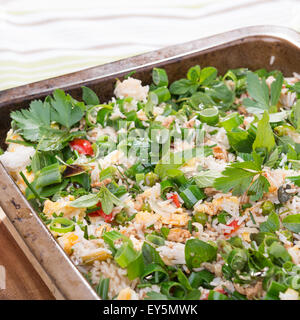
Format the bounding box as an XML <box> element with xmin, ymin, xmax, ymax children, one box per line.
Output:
<box><xmin>88</xmin><ymin>202</ymin><xmax>113</xmax><ymax>222</ymax></box>
<box><xmin>70</xmin><ymin>139</ymin><xmax>94</xmax><ymax>156</ymax></box>
<box><xmin>201</xmin><ymin>291</ymin><xmax>209</xmax><ymax>300</ymax></box>
<box><xmin>167</xmin><ymin>193</ymin><xmax>181</xmax><ymax>208</ymax></box>
<box><xmin>224</xmin><ymin>220</ymin><xmax>240</xmax><ymax>236</ymax></box>
<box><xmin>215</xmin><ymin>287</ymin><xmax>227</xmax><ymax>295</ymax></box>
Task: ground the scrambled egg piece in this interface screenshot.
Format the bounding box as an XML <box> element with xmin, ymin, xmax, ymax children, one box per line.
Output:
<box><xmin>279</xmin><ymin>288</ymin><xmax>299</xmax><ymax>300</ymax></box>
<box><xmin>135</xmin><ymin>211</ymin><xmax>189</xmax><ymax>227</ymax></box>
<box><xmin>95</xmin><ymin>224</ymin><xmax>112</xmax><ymax>238</ymax></box>
<box><xmin>81</xmin><ymin>250</ymin><xmax>112</xmax><ymax>265</ymax></box>
<box><xmin>160</xmin><ymin>212</ymin><xmax>189</xmax><ymax>227</ymax></box>
<box><xmin>58</xmin><ymin>232</ymin><xmax>79</xmax><ymax>255</ymax></box>
<box><xmin>135</xmin><ymin>211</ymin><xmax>160</xmax><ymax>227</ymax></box>
<box><xmin>242</xmin><ymin>232</ymin><xmax>251</xmax><ymax>242</ymax></box>
<box><xmin>43</xmin><ymin>196</ymin><xmax>86</xmax><ymax>218</ymax></box>
<box><xmin>194</xmin><ymin>195</ymin><xmax>239</xmax><ymax>216</ymax></box>
<box><xmin>15</xmin><ymin>170</ymin><xmax>35</xmax><ymax>193</ymax></box>
<box><xmin>117</xmin><ymin>287</ymin><xmax>138</xmax><ymax>300</ymax></box>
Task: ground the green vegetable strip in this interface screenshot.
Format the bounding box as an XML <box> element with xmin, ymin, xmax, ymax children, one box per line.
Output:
<box><xmin>19</xmin><ymin>171</ymin><xmax>44</xmax><ymax>203</ymax></box>
<box><xmin>179</xmin><ymin>185</ymin><xmax>205</xmax><ymax>209</ymax></box>
<box><xmin>114</xmin><ymin>242</ymin><xmax>137</xmax><ymax>268</ymax></box>
<box><xmin>36</xmin><ymin>163</ymin><xmax>62</xmax><ymax>188</ymax></box>
<box><xmin>49</xmin><ymin>217</ymin><xmax>75</xmax><ymax>233</ymax></box>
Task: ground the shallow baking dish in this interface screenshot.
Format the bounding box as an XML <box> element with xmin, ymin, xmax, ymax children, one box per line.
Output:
<box><xmin>0</xmin><ymin>25</ymin><xmax>300</xmax><ymax>300</ymax></box>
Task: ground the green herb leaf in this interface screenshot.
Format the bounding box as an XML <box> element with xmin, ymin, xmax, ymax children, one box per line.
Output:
<box><xmin>252</xmin><ymin>111</ymin><xmax>276</xmax><ymax>153</ymax></box>
<box><xmin>11</xmin><ymin>100</ymin><xmax>51</xmax><ymax>141</ymax></box>
<box><xmin>82</xmin><ymin>86</ymin><xmax>100</xmax><ymax>105</ymax></box>
<box><xmin>98</xmin><ymin>186</ymin><xmax>123</xmax><ymax>215</ymax></box>
<box><xmin>199</xmin><ymin>67</ymin><xmax>218</xmax><ymax>86</ymax></box>
<box><xmin>286</xmin><ymin>175</ymin><xmax>300</xmax><ymax>186</ymax></box>
<box><xmin>188</xmin><ymin>270</ymin><xmax>214</xmax><ymax>289</ymax></box>
<box><xmin>37</xmin><ymin>127</ymin><xmax>84</xmax><ymax>151</ymax></box>
<box><xmin>70</xmin><ymin>193</ymin><xmax>99</xmax><ymax>208</ymax></box>
<box><xmin>290</xmin><ymin>100</ymin><xmax>300</xmax><ymax>130</ymax></box>
<box><xmin>50</xmin><ymin>89</ymin><xmax>84</xmax><ymax>129</ymax></box>
<box><xmin>35</xmin><ymin>163</ymin><xmax>62</xmax><ymax>188</ymax></box>
<box><xmin>152</xmin><ymin>68</ymin><xmax>168</xmax><ymax>87</ymax></box>
<box><xmin>270</xmin><ymin>72</ymin><xmax>283</xmax><ymax>107</ymax></box>
<box><xmin>244</xmin><ymin>71</ymin><xmax>269</xmax><ymax>112</ymax></box>
<box><xmin>247</xmin><ymin>175</ymin><xmax>270</xmax><ymax>202</ymax></box>
<box><xmin>194</xmin><ymin>170</ymin><xmax>222</xmax><ymax>188</ymax></box>
<box><xmin>169</xmin><ymin>79</ymin><xmax>193</xmax><ymax>95</ymax></box>
<box><xmin>227</xmin><ymin>128</ymin><xmax>254</xmax><ymax>153</ymax></box>
<box><xmin>144</xmin><ymin>291</ymin><xmax>169</xmax><ymax>300</ymax></box>
<box><xmin>282</xmin><ymin>214</ymin><xmax>300</xmax><ymax>233</ymax></box>
<box><xmin>260</xmin><ymin>211</ymin><xmax>280</xmax><ymax>233</ymax></box>
<box><xmin>185</xmin><ymin>239</ymin><xmax>217</xmax><ymax>270</ymax></box>
<box><xmin>213</xmin><ymin>166</ymin><xmax>256</xmax><ymax>196</ymax></box>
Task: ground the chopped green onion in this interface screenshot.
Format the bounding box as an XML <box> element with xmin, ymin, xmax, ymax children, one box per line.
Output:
<box><xmin>144</xmin><ymin>172</ymin><xmax>159</xmax><ymax>187</ymax></box>
<box><xmin>160</xmin><ymin>180</ymin><xmax>176</xmax><ymax>194</ymax></box>
<box><xmin>19</xmin><ymin>171</ymin><xmax>44</xmax><ymax>203</ymax></box>
<box><xmin>227</xmin><ymin>248</ymin><xmax>248</xmax><ymax>271</ymax></box>
<box><xmin>140</xmin><ymin>263</ymin><xmax>168</xmax><ymax>284</ymax></box>
<box><xmin>127</xmin><ymin>252</ymin><xmax>145</xmax><ymax>280</ymax></box>
<box><xmin>152</xmin><ymin>68</ymin><xmax>168</xmax><ymax>87</ymax></box>
<box><xmin>161</xmin><ymin>281</ymin><xmax>187</xmax><ymax>300</ymax></box>
<box><xmin>152</xmin><ymin>87</ymin><xmax>171</xmax><ymax>103</ymax></box>
<box><xmin>49</xmin><ymin>217</ymin><xmax>75</xmax><ymax>233</ymax></box>
<box><xmin>99</xmin><ymin>166</ymin><xmax>116</xmax><ymax>181</ymax></box>
<box><xmin>135</xmin><ymin>173</ymin><xmax>145</xmax><ymax>184</ymax></box>
<box><xmin>193</xmin><ymin>212</ymin><xmax>208</xmax><ymax>225</ymax></box>
<box><xmin>85</xmin><ymin>104</ymin><xmax>100</xmax><ymax>127</ymax></box>
<box><xmin>199</xmin><ymin>107</ymin><xmax>219</xmax><ymax>126</ymax></box>
<box><xmin>179</xmin><ymin>185</ymin><xmax>205</xmax><ymax>209</ymax></box>
<box><xmin>145</xmin><ymin>234</ymin><xmax>165</xmax><ymax>246</ymax></box>
<box><xmin>114</xmin><ymin>242</ymin><xmax>137</xmax><ymax>268</ymax></box>
<box><xmin>96</xmin><ymin>278</ymin><xmax>110</xmax><ymax>300</ymax></box>
<box><xmin>208</xmin><ymin>290</ymin><xmax>229</xmax><ymax>300</ymax></box>
<box><xmin>160</xmin><ymin>227</ymin><xmax>170</xmax><ymax>239</ymax></box>
<box><xmin>265</xmin><ymin>281</ymin><xmax>287</xmax><ymax>300</ymax></box>
<box><xmin>97</xmin><ymin>105</ymin><xmax>113</xmax><ymax>126</ymax></box>
<box><xmin>291</xmin><ymin>275</ymin><xmax>300</xmax><ymax>290</ymax></box>
<box><xmin>249</xmin><ymin>211</ymin><xmax>256</xmax><ymax>225</ymax></box>
<box><xmin>36</xmin><ymin>163</ymin><xmax>62</xmax><ymax>188</ymax></box>
<box><xmin>102</xmin><ymin>230</ymin><xmax>128</xmax><ymax>253</ymax></box>
<box><xmin>219</xmin><ymin>112</ymin><xmax>243</xmax><ymax>131</ymax></box>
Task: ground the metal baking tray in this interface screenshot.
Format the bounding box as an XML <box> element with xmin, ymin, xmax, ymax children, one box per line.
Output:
<box><xmin>0</xmin><ymin>25</ymin><xmax>300</xmax><ymax>300</ymax></box>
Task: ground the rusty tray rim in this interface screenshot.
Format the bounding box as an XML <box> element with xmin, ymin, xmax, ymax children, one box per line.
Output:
<box><xmin>1</xmin><ymin>25</ymin><xmax>300</xmax><ymax>300</ymax></box>
<box><xmin>1</xmin><ymin>25</ymin><xmax>300</xmax><ymax>106</ymax></box>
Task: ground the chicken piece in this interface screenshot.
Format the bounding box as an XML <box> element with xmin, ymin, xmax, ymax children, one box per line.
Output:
<box><xmin>81</xmin><ymin>250</ymin><xmax>112</xmax><ymax>265</ymax></box>
<box><xmin>58</xmin><ymin>233</ymin><xmax>79</xmax><ymax>255</ymax></box>
<box><xmin>160</xmin><ymin>212</ymin><xmax>190</xmax><ymax>227</ymax></box>
<box><xmin>135</xmin><ymin>211</ymin><xmax>159</xmax><ymax>228</ymax></box>
<box><xmin>194</xmin><ymin>195</ymin><xmax>239</xmax><ymax>217</ymax></box>
<box><xmin>234</xmin><ymin>281</ymin><xmax>263</xmax><ymax>300</ymax></box>
<box><xmin>184</xmin><ymin>118</ymin><xmax>196</xmax><ymax>128</ymax></box>
<box><xmin>134</xmin><ymin>194</ymin><xmax>145</xmax><ymax>211</ymax></box>
<box><xmin>117</xmin><ymin>287</ymin><xmax>138</xmax><ymax>300</ymax></box>
<box><xmin>238</xmin><ymin>105</ymin><xmax>248</xmax><ymax>116</ymax></box>
<box><xmin>212</xmin><ymin>146</ymin><xmax>228</xmax><ymax>161</ymax></box>
<box><xmin>167</xmin><ymin>228</ymin><xmax>191</xmax><ymax>243</ymax></box>
<box><xmin>204</xmin><ymin>187</ymin><xmax>218</xmax><ymax>197</ymax></box>
<box><xmin>91</xmin><ymin>178</ymin><xmax>112</xmax><ymax>188</ymax></box>
<box><xmin>43</xmin><ymin>196</ymin><xmax>86</xmax><ymax>218</ymax></box>
<box><xmin>162</xmin><ymin>116</ymin><xmax>175</xmax><ymax>128</ymax></box>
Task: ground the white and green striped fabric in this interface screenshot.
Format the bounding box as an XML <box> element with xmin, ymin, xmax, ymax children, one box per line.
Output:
<box><xmin>1</xmin><ymin>0</ymin><xmax>300</xmax><ymax>91</ymax></box>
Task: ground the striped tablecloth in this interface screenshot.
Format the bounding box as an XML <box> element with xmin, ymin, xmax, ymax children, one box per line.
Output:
<box><xmin>1</xmin><ymin>0</ymin><xmax>300</xmax><ymax>91</ymax></box>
